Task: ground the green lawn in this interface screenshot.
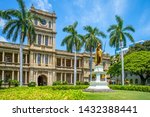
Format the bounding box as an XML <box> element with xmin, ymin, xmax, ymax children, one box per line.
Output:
<box><xmin>0</xmin><ymin>87</ymin><xmax>150</xmax><ymax>100</ymax></box>
<box><xmin>84</xmin><ymin>90</ymin><xmax>150</xmax><ymax>100</ymax></box>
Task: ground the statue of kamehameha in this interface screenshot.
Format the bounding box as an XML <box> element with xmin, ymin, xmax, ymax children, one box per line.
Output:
<box><xmin>95</xmin><ymin>42</ymin><xmax>102</xmax><ymax>66</ymax></box>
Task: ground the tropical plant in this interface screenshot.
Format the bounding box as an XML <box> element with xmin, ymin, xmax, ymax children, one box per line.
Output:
<box><xmin>0</xmin><ymin>80</ymin><xmax>3</xmax><ymax>88</ymax></box>
<box><xmin>61</xmin><ymin>21</ymin><xmax>84</xmax><ymax>85</ymax></box>
<box><xmin>108</xmin><ymin>51</ymin><xmax>150</xmax><ymax>85</ymax></box>
<box><xmin>0</xmin><ymin>0</ymin><xmax>41</xmax><ymax>86</ymax></box>
<box><xmin>83</xmin><ymin>26</ymin><xmax>106</xmax><ymax>81</ymax></box>
<box><xmin>107</xmin><ymin>15</ymin><xmax>135</xmax><ymax>85</ymax></box>
<box><xmin>28</xmin><ymin>82</ymin><xmax>36</xmax><ymax>87</ymax></box>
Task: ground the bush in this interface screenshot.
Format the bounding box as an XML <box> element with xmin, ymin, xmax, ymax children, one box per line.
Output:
<box><xmin>109</xmin><ymin>85</ymin><xmax>150</xmax><ymax>92</ymax></box>
<box><xmin>8</xmin><ymin>80</ymin><xmax>19</xmax><ymax>87</ymax></box>
<box><xmin>52</xmin><ymin>81</ymin><xmax>61</xmax><ymax>86</ymax></box>
<box><xmin>62</xmin><ymin>81</ymin><xmax>68</xmax><ymax>85</ymax></box>
<box><xmin>8</xmin><ymin>79</ymin><xmax>13</xmax><ymax>87</ymax></box>
<box><xmin>84</xmin><ymin>82</ymin><xmax>89</xmax><ymax>85</ymax></box>
<box><xmin>0</xmin><ymin>80</ymin><xmax>3</xmax><ymax>88</ymax></box>
<box><xmin>28</xmin><ymin>82</ymin><xmax>36</xmax><ymax>87</ymax></box>
<box><xmin>12</xmin><ymin>80</ymin><xmax>19</xmax><ymax>87</ymax></box>
<box><xmin>51</xmin><ymin>85</ymin><xmax>88</xmax><ymax>90</ymax></box>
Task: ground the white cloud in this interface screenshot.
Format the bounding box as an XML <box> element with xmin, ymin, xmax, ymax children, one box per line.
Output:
<box><xmin>0</xmin><ymin>19</ymin><xmax>5</xmax><ymax>29</ymax></box>
<box><xmin>70</xmin><ymin>0</ymin><xmax>128</xmax><ymax>28</ymax></box>
<box><xmin>0</xmin><ymin>36</ymin><xmax>7</xmax><ymax>42</ymax></box>
<box><xmin>31</xmin><ymin>0</ymin><xmax>52</xmax><ymax>12</ymax></box>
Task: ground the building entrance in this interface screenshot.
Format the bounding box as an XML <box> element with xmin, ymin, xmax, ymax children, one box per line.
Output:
<box><xmin>38</xmin><ymin>75</ymin><xmax>47</xmax><ymax>86</ymax></box>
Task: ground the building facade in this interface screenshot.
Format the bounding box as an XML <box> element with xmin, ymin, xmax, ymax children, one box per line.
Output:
<box><xmin>0</xmin><ymin>7</ymin><xmax>110</xmax><ymax>86</ymax></box>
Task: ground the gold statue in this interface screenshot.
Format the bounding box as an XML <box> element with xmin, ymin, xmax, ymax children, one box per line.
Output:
<box><xmin>95</xmin><ymin>42</ymin><xmax>102</xmax><ymax>66</ymax></box>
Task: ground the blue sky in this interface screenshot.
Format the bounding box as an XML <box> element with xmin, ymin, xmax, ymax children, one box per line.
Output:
<box><xmin>0</xmin><ymin>0</ymin><xmax>150</xmax><ymax>55</ymax></box>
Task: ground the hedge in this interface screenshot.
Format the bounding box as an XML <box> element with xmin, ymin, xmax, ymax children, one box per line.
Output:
<box><xmin>109</xmin><ymin>85</ymin><xmax>150</xmax><ymax>92</ymax></box>
<box><xmin>51</xmin><ymin>85</ymin><xmax>89</xmax><ymax>90</ymax></box>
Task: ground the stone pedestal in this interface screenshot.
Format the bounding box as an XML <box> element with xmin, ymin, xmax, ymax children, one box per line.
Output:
<box><xmin>84</xmin><ymin>65</ymin><xmax>113</xmax><ymax>92</ymax></box>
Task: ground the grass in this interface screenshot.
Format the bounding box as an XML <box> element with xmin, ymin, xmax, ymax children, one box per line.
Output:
<box><xmin>0</xmin><ymin>86</ymin><xmax>150</xmax><ymax>100</ymax></box>
<box><xmin>84</xmin><ymin>90</ymin><xmax>150</xmax><ymax>100</ymax></box>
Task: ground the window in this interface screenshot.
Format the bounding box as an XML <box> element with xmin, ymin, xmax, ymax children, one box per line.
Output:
<box><xmin>49</xmin><ymin>36</ymin><xmax>53</xmax><ymax>45</ymax></box>
<box><xmin>41</xmin><ymin>19</ymin><xmax>46</xmax><ymax>25</ymax></box>
<box><xmin>5</xmin><ymin>53</ymin><xmax>12</xmax><ymax>63</ymax></box>
<box><xmin>34</xmin><ymin>19</ymin><xmax>38</xmax><ymax>25</ymax></box>
<box><xmin>38</xmin><ymin>54</ymin><xmax>41</xmax><ymax>65</ymax></box>
<box><xmin>38</xmin><ymin>34</ymin><xmax>41</xmax><ymax>45</ymax></box>
<box><xmin>45</xmin><ymin>36</ymin><xmax>48</xmax><ymax>46</ymax></box>
<box><xmin>45</xmin><ymin>55</ymin><xmax>48</xmax><ymax>65</ymax></box>
<box><xmin>49</xmin><ymin>21</ymin><xmax>52</xmax><ymax>28</ymax></box>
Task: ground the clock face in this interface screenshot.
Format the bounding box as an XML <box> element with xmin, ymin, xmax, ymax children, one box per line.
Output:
<box><xmin>41</xmin><ymin>19</ymin><xmax>47</xmax><ymax>25</ymax></box>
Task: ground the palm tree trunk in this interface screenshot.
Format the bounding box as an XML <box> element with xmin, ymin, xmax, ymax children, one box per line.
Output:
<box><xmin>20</xmin><ymin>35</ymin><xmax>23</xmax><ymax>86</ymax></box>
<box><xmin>121</xmin><ymin>41</ymin><xmax>124</xmax><ymax>85</ymax></box>
<box><xmin>74</xmin><ymin>45</ymin><xmax>77</xmax><ymax>86</ymax></box>
<box><xmin>90</xmin><ymin>48</ymin><xmax>92</xmax><ymax>82</ymax></box>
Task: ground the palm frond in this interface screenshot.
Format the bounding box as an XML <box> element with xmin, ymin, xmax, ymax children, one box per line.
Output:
<box><xmin>124</xmin><ymin>32</ymin><xmax>134</xmax><ymax>42</ymax></box>
<box><xmin>72</xmin><ymin>21</ymin><xmax>78</xmax><ymax>29</ymax></box>
<box><xmin>122</xmin><ymin>33</ymin><xmax>127</xmax><ymax>47</ymax></box>
<box><xmin>4</xmin><ymin>9</ymin><xmax>21</xmax><ymax>19</ymax></box>
<box><xmin>5</xmin><ymin>24</ymin><xmax>17</xmax><ymax>39</ymax></box>
<box><xmin>123</xmin><ymin>25</ymin><xmax>135</xmax><ymax>32</ymax></box>
<box><xmin>0</xmin><ymin>10</ymin><xmax>11</xmax><ymax>19</ymax></box>
<box><xmin>12</xmin><ymin>25</ymin><xmax>20</xmax><ymax>42</ymax></box>
<box><xmin>115</xmin><ymin>15</ymin><xmax>123</xmax><ymax>29</ymax></box>
<box><xmin>83</xmin><ymin>25</ymin><xmax>92</xmax><ymax>32</ymax></box>
<box><xmin>107</xmin><ymin>25</ymin><xmax>117</xmax><ymax>32</ymax></box>
<box><xmin>17</xmin><ymin>0</ymin><xmax>26</xmax><ymax>18</ymax></box>
<box><xmin>2</xmin><ymin>20</ymin><xmax>18</xmax><ymax>34</ymax></box>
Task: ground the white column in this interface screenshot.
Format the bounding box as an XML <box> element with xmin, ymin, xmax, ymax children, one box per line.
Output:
<box><xmin>18</xmin><ymin>53</ymin><xmax>19</xmax><ymax>63</ymax></box>
<box><xmin>25</xmin><ymin>71</ymin><xmax>27</xmax><ymax>84</ymax></box>
<box><xmin>2</xmin><ymin>70</ymin><xmax>4</xmax><ymax>81</ymax></box>
<box><xmin>61</xmin><ymin>58</ymin><xmax>63</xmax><ymax>66</ymax></box>
<box><xmin>71</xmin><ymin>59</ymin><xmax>72</xmax><ymax>68</ymax></box>
<box><xmin>12</xmin><ymin>52</ymin><xmax>14</xmax><ymax>63</ymax></box>
<box><xmin>2</xmin><ymin>51</ymin><xmax>5</xmax><ymax>62</ymax></box>
<box><xmin>17</xmin><ymin>71</ymin><xmax>19</xmax><ymax>81</ymax></box>
<box><xmin>44</xmin><ymin>55</ymin><xmax>45</xmax><ymax>65</ymax></box>
<box><xmin>25</xmin><ymin>54</ymin><xmax>27</xmax><ymax>64</ymax></box>
<box><xmin>64</xmin><ymin>73</ymin><xmax>66</xmax><ymax>82</ymax></box>
<box><xmin>79</xmin><ymin>59</ymin><xmax>80</xmax><ymax>68</ymax></box>
<box><xmin>12</xmin><ymin>71</ymin><xmax>14</xmax><ymax>80</ymax></box>
<box><xmin>64</xmin><ymin>58</ymin><xmax>66</xmax><ymax>67</ymax></box>
<box><xmin>71</xmin><ymin>73</ymin><xmax>73</xmax><ymax>84</ymax></box>
<box><xmin>42</xmin><ymin>35</ymin><xmax>45</xmax><ymax>45</ymax></box>
<box><xmin>36</xmin><ymin>54</ymin><xmax>38</xmax><ymax>64</ymax></box>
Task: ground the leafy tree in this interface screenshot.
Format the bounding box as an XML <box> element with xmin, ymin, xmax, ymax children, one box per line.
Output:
<box><xmin>83</xmin><ymin>26</ymin><xmax>106</xmax><ymax>81</ymax></box>
<box><xmin>125</xmin><ymin>51</ymin><xmax>150</xmax><ymax>85</ymax></box>
<box><xmin>127</xmin><ymin>40</ymin><xmax>150</xmax><ymax>54</ymax></box>
<box><xmin>108</xmin><ymin>51</ymin><xmax>150</xmax><ymax>85</ymax></box>
<box><xmin>61</xmin><ymin>21</ymin><xmax>84</xmax><ymax>85</ymax></box>
<box><xmin>107</xmin><ymin>15</ymin><xmax>135</xmax><ymax>85</ymax></box>
<box><xmin>0</xmin><ymin>0</ymin><xmax>41</xmax><ymax>86</ymax></box>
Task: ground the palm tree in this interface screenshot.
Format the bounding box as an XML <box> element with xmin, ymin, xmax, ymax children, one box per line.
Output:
<box><xmin>0</xmin><ymin>0</ymin><xmax>41</xmax><ymax>86</ymax></box>
<box><xmin>83</xmin><ymin>26</ymin><xmax>106</xmax><ymax>82</ymax></box>
<box><xmin>107</xmin><ymin>15</ymin><xmax>135</xmax><ymax>85</ymax></box>
<box><xmin>61</xmin><ymin>21</ymin><xmax>84</xmax><ymax>85</ymax></box>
